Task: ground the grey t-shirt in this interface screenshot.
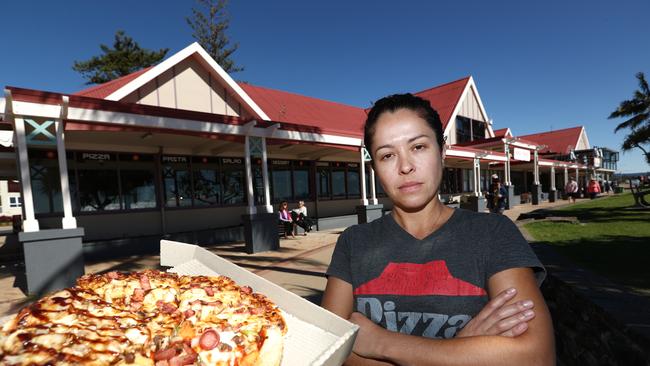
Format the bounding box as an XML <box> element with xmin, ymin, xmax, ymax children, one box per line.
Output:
<box><xmin>326</xmin><ymin>208</ymin><xmax>545</xmax><ymax>339</ymax></box>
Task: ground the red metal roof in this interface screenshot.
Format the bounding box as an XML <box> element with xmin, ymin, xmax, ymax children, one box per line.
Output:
<box><xmin>238</xmin><ymin>82</ymin><xmax>367</xmax><ymax>138</ymax></box>
<box><xmin>414</xmin><ymin>77</ymin><xmax>470</xmax><ymax>129</ymax></box>
<box><xmin>519</xmin><ymin>126</ymin><xmax>583</xmax><ymax>154</ymax></box>
<box><xmin>74</xmin><ymin>67</ymin><xmax>152</xmax><ymax>99</ymax></box>
<box><xmin>493</xmin><ymin>128</ymin><xmax>510</xmax><ymax>137</ymax></box>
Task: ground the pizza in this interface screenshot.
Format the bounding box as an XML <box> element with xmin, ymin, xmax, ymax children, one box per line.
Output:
<box><xmin>0</xmin><ymin>270</ymin><xmax>286</xmax><ymax>366</ymax></box>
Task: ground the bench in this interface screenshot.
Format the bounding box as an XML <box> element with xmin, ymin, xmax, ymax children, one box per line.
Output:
<box><xmin>629</xmin><ymin>180</ymin><xmax>650</xmax><ymax>208</ymax></box>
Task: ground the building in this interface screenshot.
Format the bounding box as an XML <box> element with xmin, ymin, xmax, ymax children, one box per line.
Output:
<box><xmin>0</xmin><ymin>42</ymin><xmax>617</xmax><ymax>254</ymax></box>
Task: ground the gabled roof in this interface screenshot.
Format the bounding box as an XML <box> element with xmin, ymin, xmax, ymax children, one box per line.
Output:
<box><xmin>70</xmin><ymin>44</ymin><xmax>488</xmax><ymax>141</ymax></box>
<box><xmin>414</xmin><ymin>77</ymin><xmax>470</xmax><ymax>129</ymax></box>
<box><xmin>74</xmin><ymin>67</ymin><xmax>152</xmax><ymax>99</ymax></box>
<box><xmin>74</xmin><ymin>43</ymin><xmax>270</xmax><ymax>121</ymax></box>
<box><xmin>493</xmin><ymin>128</ymin><xmax>512</xmax><ymax>138</ymax></box>
<box><xmin>238</xmin><ymin>83</ymin><xmax>367</xmax><ymax>137</ymax></box>
<box><xmin>519</xmin><ymin>126</ymin><xmax>584</xmax><ymax>154</ymax></box>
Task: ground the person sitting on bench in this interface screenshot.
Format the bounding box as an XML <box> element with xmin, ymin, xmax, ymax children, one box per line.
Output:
<box><xmin>291</xmin><ymin>200</ymin><xmax>314</xmax><ymax>235</ymax></box>
<box><xmin>278</xmin><ymin>201</ymin><xmax>295</xmax><ymax>238</ymax></box>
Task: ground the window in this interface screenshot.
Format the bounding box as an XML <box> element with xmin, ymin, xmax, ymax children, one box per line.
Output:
<box><xmin>472</xmin><ymin>120</ymin><xmax>485</xmax><ymax>141</ymax></box>
<box><xmin>347</xmin><ymin>165</ymin><xmax>360</xmax><ymax>198</ymax></box>
<box><xmin>120</xmin><ymin>154</ymin><xmax>156</xmax><ymax>210</ymax></box>
<box><xmin>77</xmin><ymin>169</ymin><xmax>120</xmax><ymax>211</ymax></box>
<box><xmin>9</xmin><ymin>197</ymin><xmax>21</xmax><ymax>207</ymax></box>
<box><xmin>317</xmin><ymin>166</ymin><xmax>331</xmax><ymax>199</ymax></box>
<box><xmin>29</xmin><ymin>149</ymin><xmax>65</xmax><ymax>214</ymax></box>
<box><xmin>221</xmin><ymin>158</ymin><xmax>245</xmax><ymax>205</ymax></box>
<box><xmin>162</xmin><ymin>156</ymin><xmax>192</xmax><ymax>207</ymax></box>
<box><xmin>441</xmin><ymin>168</ymin><xmax>461</xmax><ymax>194</ymax></box>
<box><xmin>456</xmin><ymin>117</ymin><xmax>472</xmax><ymax>143</ymax></box>
<box><xmin>332</xmin><ymin>169</ymin><xmax>346</xmax><ymax>198</ymax></box>
<box><xmin>293</xmin><ymin>169</ymin><xmax>310</xmax><ymax>200</ymax></box>
<box><xmin>462</xmin><ymin>169</ymin><xmax>472</xmax><ymax>192</ymax></box>
<box><xmin>193</xmin><ymin>169</ymin><xmax>219</xmax><ymax>206</ymax></box>
<box><xmin>271</xmin><ymin>169</ymin><xmax>292</xmax><ymax>202</ymax></box>
<box><xmin>192</xmin><ymin>157</ymin><xmax>220</xmax><ymax>206</ymax></box>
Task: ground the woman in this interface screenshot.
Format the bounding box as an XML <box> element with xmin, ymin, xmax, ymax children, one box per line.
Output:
<box><xmin>587</xmin><ymin>178</ymin><xmax>601</xmax><ymax>199</ymax></box>
<box><xmin>322</xmin><ymin>94</ymin><xmax>554</xmax><ymax>365</ymax></box>
<box><xmin>278</xmin><ymin>201</ymin><xmax>295</xmax><ymax>239</ymax></box>
<box><xmin>291</xmin><ymin>200</ymin><xmax>313</xmax><ymax>235</ymax></box>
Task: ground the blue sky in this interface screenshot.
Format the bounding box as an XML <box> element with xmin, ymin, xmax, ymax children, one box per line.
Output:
<box><xmin>2</xmin><ymin>0</ymin><xmax>649</xmax><ymax>172</ymax></box>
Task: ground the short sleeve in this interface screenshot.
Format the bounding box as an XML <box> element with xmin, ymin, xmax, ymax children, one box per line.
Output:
<box><xmin>326</xmin><ymin>228</ymin><xmax>353</xmax><ymax>284</ymax></box>
<box><xmin>486</xmin><ymin>216</ymin><xmax>546</xmax><ymax>286</ymax></box>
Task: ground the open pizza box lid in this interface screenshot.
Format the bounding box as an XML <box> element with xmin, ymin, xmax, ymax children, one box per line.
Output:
<box><xmin>160</xmin><ymin>240</ymin><xmax>359</xmax><ymax>366</ymax></box>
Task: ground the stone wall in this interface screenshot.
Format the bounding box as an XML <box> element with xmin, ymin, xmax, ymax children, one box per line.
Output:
<box><xmin>541</xmin><ymin>274</ymin><xmax>650</xmax><ymax>365</ymax></box>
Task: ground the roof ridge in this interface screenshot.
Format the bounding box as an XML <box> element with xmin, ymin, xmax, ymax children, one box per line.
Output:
<box><xmin>412</xmin><ymin>76</ymin><xmax>471</xmax><ymax>96</ymax></box>
<box><xmin>238</xmin><ymin>82</ymin><xmax>364</xmax><ymax>110</ymax></box>
<box><xmin>519</xmin><ymin>125</ymin><xmax>583</xmax><ymax>137</ymax></box>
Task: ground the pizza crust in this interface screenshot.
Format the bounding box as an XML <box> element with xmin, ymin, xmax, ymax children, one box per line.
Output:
<box><xmin>255</xmin><ymin>326</ymin><xmax>284</xmax><ymax>366</ymax></box>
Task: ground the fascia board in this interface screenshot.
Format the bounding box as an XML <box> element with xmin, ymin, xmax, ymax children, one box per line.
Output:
<box><xmin>105</xmin><ymin>43</ymin><xmax>271</xmax><ymax>121</ymax></box>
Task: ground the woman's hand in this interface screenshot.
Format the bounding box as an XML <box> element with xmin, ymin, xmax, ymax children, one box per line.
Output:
<box><xmin>456</xmin><ymin>287</ymin><xmax>535</xmax><ymax>338</ymax></box>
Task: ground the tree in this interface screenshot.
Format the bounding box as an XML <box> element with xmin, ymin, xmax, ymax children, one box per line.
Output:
<box><xmin>186</xmin><ymin>0</ymin><xmax>243</xmax><ymax>73</ymax></box>
<box><xmin>609</xmin><ymin>72</ymin><xmax>650</xmax><ymax>165</ymax></box>
<box><xmin>73</xmin><ymin>30</ymin><xmax>168</xmax><ymax>85</ymax></box>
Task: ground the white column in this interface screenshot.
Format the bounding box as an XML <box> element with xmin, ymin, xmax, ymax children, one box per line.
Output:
<box><xmin>550</xmin><ymin>166</ymin><xmax>556</xmax><ymax>191</ymax></box>
<box><xmin>564</xmin><ymin>167</ymin><xmax>568</xmax><ymax>188</ymax></box>
<box><xmin>360</xmin><ymin>147</ymin><xmax>368</xmax><ymax>206</ymax></box>
<box><xmin>14</xmin><ymin>117</ymin><xmax>39</xmax><ymax>232</ymax></box>
<box><xmin>533</xmin><ymin>149</ymin><xmax>540</xmax><ymax>185</ymax></box>
<box><xmin>55</xmin><ymin>119</ymin><xmax>76</xmax><ymax>229</ymax></box>
<box><xmin>244</xmin><ymin>136</ymin><xmax>256</xmax><ymax>215</ymax></box>
<box><xmin>504</xmin><ymin>143</ymin><xmax>511</xmax><ymax>185</ymax></box>
<box><xmin>370</xmin><ymin>166</ymin><xmax>378</xmax><ymax>205</ymax></box>
<box><xmin>575</xmin><ymin>167</ymin><xmax>579</xmax><ymax>182</ymax></box>
<box><xmin>260</xmin><ymin>137</ymin><xmax>273</xmax><ymax>213</ymax></box>
<box><xmin>473</xmin><ymin>157</ymin><xmax>481</xmax><ymax>196</ymax></box>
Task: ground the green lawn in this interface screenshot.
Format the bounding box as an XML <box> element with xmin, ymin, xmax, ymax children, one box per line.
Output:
<box><xmin>524</xmin><ymin>193</ymin><xmax>650</xmax><ymax>293</ymax></box>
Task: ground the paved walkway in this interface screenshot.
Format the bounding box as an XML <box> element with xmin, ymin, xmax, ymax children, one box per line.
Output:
<box><xmin>2</xmin><ymin>196</ymin><xmax>648</xmax><ymax>342</ymax></box>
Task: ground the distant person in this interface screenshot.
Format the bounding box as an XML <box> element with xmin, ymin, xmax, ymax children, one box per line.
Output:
<box><xmin>485</xmin><ymin>175</ymin><xmax>507</xmax><ymax>214</ymax></box>
<box><xmin>587</xmin><ymin>178</ymin><xmax>601</xmax><ymax>199</ymax></box>
<box><xmin>565</xmin><ymin>177</ymin><xmax>579</xmax><ymax>203</ymax></box>
<box><xmin>604</xmin><ymin>180</ymin><xmax>611</xmax><ymax>194</ymax></box>
<box><xmin>278</xmin><ymin>201</ymin><xmax>295</xmax><ymax>239</ymax></box>
<box><xmin>291</xmin><ymin>200</ymin><xmax>314</xmax><ymax>235</ymax></box>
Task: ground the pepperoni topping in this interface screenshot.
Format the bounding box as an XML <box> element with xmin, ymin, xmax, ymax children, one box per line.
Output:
<box><xmin>251</xmin><ymin>306</ymin><xmax>265</xmax><ymax>315</ymax></box>
<box><xmin>153</xmin><ymin>348</ymin><xmax>176</xmax><ymax>361</ymax></box>
<box><xmin>184</xmin><ymin>309</ymin><xmax>195</xmax><ymax>318</ymax></box>
<box><xmin>199</xmin><ymin>329</ymin><xmax>220</xmax><ymax>350</ymax></box>
<box><xmin>107</xmin><ymin>271</ymin><xmax>119</xmax><ymax>280</ymax></box>
<box><xmin>139</xmin><ymin>275</ymin><xmax>151</xmax><ymax>291</ymax></box>
<box><xmin>170</xmin><ymin>354</ymin><xmax>197</xmax><ymax>366</ymax></box>
<box><xmin>161</xmin><ymin>303</ymin><xmax>178</xmax><ymax>314</ymax></box>
<box><xmin>241</xmin><ymin>286</ymin><xmax>253</xmax><ymax>295</ymax></box>
<box><xmin>132</xmin><ymin>288</ymin><xmax>145</xmax><ymax>302</ymax></box>
<box><xmin>182</xmin><ymin>343</ymin><xmax>196</xmax><ymax>356</ymax></box>
<box><xmin>204</xmin><ymin>287</ymin><xmax>214</xmax><ymax>296</ymax></box>
<box><xmin>129</xmin><ymin>302</ymin><xmax>143</xmax><ymax>311</ymax></box>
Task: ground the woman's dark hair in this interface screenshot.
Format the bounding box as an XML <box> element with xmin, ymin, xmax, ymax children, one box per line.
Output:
<box><xmin>364</xmin><ymin>93</ymin><xmax>445</xmax><ymax>159</ymax></box>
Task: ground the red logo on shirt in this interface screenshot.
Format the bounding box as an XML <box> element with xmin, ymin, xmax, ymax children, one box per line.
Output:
<box><xmin>353</xmin><ymin>260</ymin><xmax>487</xmax><ymax>296</ymax></box>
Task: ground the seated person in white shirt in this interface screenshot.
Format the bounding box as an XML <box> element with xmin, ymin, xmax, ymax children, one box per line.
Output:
<box><xmin>291</xmin><ymin>200</ymin><xmax>314</xmax><ymax>235</ymax></box>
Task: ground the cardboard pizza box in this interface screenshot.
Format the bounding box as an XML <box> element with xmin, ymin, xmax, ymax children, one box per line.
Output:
<box><xmin>160</xmin><ymin>239</ymin><xmax>359</xmax><ymax>366</ymax></box>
